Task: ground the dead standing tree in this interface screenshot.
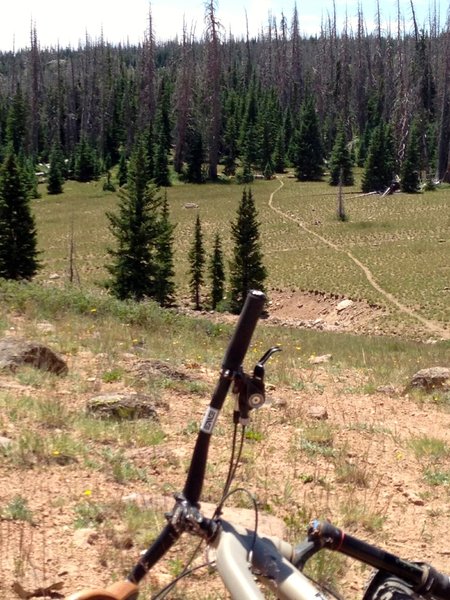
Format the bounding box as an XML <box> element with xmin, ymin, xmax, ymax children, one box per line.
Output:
<box><xmin>138</xmin><ymin>7</ymin><xmax>157</xmax><ymax>132</ymax></box>
<box><xmin>204</xmin><ymin>0</ymin><xmax>222</xmax><ymax>180</ymax></box>
<box><xmin>173</xmin><ymin>22</ymin><xmax>194</xmax><ymax>174</ymax></box>
<box><xmin>337</xmin><ymin>169</ymin><xmax>347</xmax><ymax>221</ymax></box>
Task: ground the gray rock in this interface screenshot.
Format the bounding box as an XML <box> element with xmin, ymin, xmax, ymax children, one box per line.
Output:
<box><xmin>336</xmin><ymin>299</ymin><xmax>354</xmax><ymax>312</ymax></box>
<box><xmin>133</xmin><ymin>358</ymin><xmax>192</xmax><ymax>382</ymax></box>
<box><xmin>410</xmin><ymin>367</ymin><xmax>450</xmax><ymax>391</ymax></box>
<box><xmin>307</xmin><ymin>405</ymin><xmax>328</xmax><ymax>420</ymax></box>
<box><xmin>86</xmin><ymin>393</ymin><xmax>167</xmax><ymax>420</ymax></box>
<box><xmin>0</xmin><ymin>337</ymin><xmax>68</xmax><ymax>375</ymax></box>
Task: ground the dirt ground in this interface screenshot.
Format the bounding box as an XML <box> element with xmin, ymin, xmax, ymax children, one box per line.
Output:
<box><xmin>180</xmin><ymin>288</ymin><xmax>447</xmax><ymax>342</ymax></box>
<box><xmin>0</xmin><ymin>297</ymin><xmax>449</xmax><ymax>600</ymax></box>
<box><xmin>266</xmin><ymin>289</ymin><xmax>387</xmax><ymax>334</ymax></box>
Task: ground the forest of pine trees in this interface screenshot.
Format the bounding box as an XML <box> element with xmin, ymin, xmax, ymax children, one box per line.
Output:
<box><xmin>0</xmin><ymin>3</ymin><xmax>449</xmax><ymax>306</ymax></box>
<box><xmin>0</xmin><ymin>3</ymin><xmax>448</xmax><ymax>186</ymax></box>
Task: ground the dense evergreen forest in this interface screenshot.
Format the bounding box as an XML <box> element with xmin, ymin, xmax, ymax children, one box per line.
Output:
<box><xmin>0</xmin><ymin>2</ymin><xmax>449</xmax><ymax>188</ymax></box>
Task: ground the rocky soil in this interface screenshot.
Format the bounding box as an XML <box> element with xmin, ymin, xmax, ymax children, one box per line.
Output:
<box><xmin>0</xmin><ymin>303</ymin><xmax>449</xmax><ymax>599</ymax></box>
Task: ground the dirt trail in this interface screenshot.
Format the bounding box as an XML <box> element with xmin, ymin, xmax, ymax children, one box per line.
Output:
<box><xmin>268</xmin><ymin>177</ymin><xmax>449</xmax><ymax>340</ymax></box>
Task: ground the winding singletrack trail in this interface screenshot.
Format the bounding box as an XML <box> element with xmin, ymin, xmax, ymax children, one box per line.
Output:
<box><xmin>268</xmin><ymin>177</ymin><xmax>449</xmax><ymax>340</ymax></box>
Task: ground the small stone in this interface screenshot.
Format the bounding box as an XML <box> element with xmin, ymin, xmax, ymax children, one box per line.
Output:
<box><xmin>73</xmin><ymin>528</ymin><xmax>98</xmax><ymax>547</ymax></box>
<box><xmin>36</xmin><ymin>322</ymin><xmax>56</xmax><ymax>334</ymax></box>
<box><xmin>307</xmin><ymin>405</ymin><xmax>328</xmax><ymax>420</ymax></box>
<box><xmin>0</xmin><ymin>436</ymin><xmax>13</xmax><ymax>449</ymax></box>
<box><xmin>376</xmin><ymin>385</ymin><xmax>397</xmax><ymax>395</ymax></box>
<box><xmin>405</xmin><ymin>491</ymin><xmax>425</xmax><ymax>506</ymax></box>
<box><xmin>309</xmin><ymin>354</ymin><xmax>332</xmax><ymax>365</ymax></box>
<box><xmin>336</xmin><ymin>299</ymin><xmax>354</xmax><ymax>312</ymax></box>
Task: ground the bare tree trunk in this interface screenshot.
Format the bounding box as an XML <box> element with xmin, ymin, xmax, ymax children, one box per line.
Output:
<box><xmin>276</xmin><ymin>13</ymin><xmax>289</xmax><ymax>108</ymax></box>
<box><xmin>30</xmin><ymin>24</ymin><xmax>41</xmax><ymax>156</ymax></box>
<box><xmin>174</xmin><ymin>23</ymin><xmax>193</xmax><ymax>173</ymax></box>
<box><xmin>290</xmin><ymin>4</ymin><xmax>303</xmax><ymax>99</ymax></box>
<box><xmin>67</xmin><ymin>217</ymin><xmax>80</xmax><ymax>285</ymax></box>
<box><xmin>337</xmin><ymin>169</ymin><xmax>346</xmax><ymax>221</ymax></box>
<box><xmin>139</xmin><ymin>7</ymin><xmax>156</xmax><ymax>130</ymax></box>
<box><xmin>205</xmin><ymin>0</ymin><xmax>221</xmax><ymax>180</ymax></box>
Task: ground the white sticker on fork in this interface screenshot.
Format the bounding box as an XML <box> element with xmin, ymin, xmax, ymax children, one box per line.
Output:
<box><xmin>200</xmin><ymin>407</ymin><xmax>219</xmax><ymax>434</ymax></box>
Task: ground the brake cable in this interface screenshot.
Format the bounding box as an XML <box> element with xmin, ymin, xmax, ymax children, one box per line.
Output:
<box><xmin>152</xmin><ymin>346</ymin><xmax>281</xmax><ymax>598</ymax></box>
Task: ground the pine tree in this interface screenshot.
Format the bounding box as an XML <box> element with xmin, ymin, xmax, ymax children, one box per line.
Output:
<box><xmin>329</xmin><ymin>124</ymin><xmax>354</xmax><ymax>186</ymax></box>
<box><xmin>185</xmin><ymin>126</ymin><xmax>204</xmax><ymax>184</ymax></box>
<box><xmin>0</xmin><ymin>151</ymin><xmax>39</xmax><ymax>280</ymax></box>
<box><xmin>263</xmin><ymin>160</ymin><xmax>275</xmax><ymax>180</ymax></box>
<box><xmin>222</xmin><ymin>91</ymin><xmax>239</xmax><ymax>176</ymax></box>
<box><xmin>144</xmin><ymin>126</ymin><xmax>155</xmax><ymax>182</ymax></box>
<box><xmin>102</xmin><ymin>171</ymin><xmax>116</xmax><ymax>192</ymax></box>
<box><xmin>239</xmin><ymin>82</ymin><xmax>259</xmax><ymax>165</ymax></box>
<box><xmin>362</xmin><ymin>122</ymin><xmax>396</xmax><ymax>193</ymax></box>
<box><xmin>153</xmin><ymin>138</ymin><xmax>171</xmax><ymax>187</ymax></box>
<box><xmin>204</xmin><ymin>0</ymin><xmax>222</xmax><ymax>180</ymax></box>
<box><xmin>154</xmin><ymin>193</ymin><xmax>175</xmax><ymax>306</ymax></box>
<box><xmin>152</xmin><ymin>90</ymin><xmax>172</xmax><ymax>187</ymax></box>
<box><xmin>400</xmin><ymin>121</ymin><xmax>421</xmax><ymax>193</ymax></box>
<box><xmin>47</xmin><ymin>143</ymin><xmax>64</xmax><ymax>194</ymax></box>
<box><xmin>106</xmin><ymin>140</ymin><xmax>161</xmax><ymax>301</ymax></box>
<box><xmin>256</xmin><ymin>90</ymin><xmax>280</xmax><ymax>172</ymax></box>
<box><xmin>209</xmin><ymin>232</ymin><xmax>225</xmax><ymax>310</ymax></box>
<box><xmin>117</xmin><ymin>150</ymin><xmax>128</xmax><ymax>187</ymax></box>
<box><xmin>23</xmin><ymin>157</ymin><xmax>41</xmax><ymax>200</ymax></box>
<box><xmin>156</xmin><ymin>74</ymin><xmax>172</xmax><ymax>153</ymax></box>
<box><xmin>188</xmin><ymin>214</ymin><xmax>205</xmax><ymax>310</ymax></box>
<box><xmin>272</xmin><ymin>131</ymin><xmax>286</xmax><ymax>174</ymax></box>
<box><xmin>74</xmin><ymin>136</ymin><xmax>99</xmax><ymax>182</ymax></box>
<box><xmin>292</xmin><ymin>96</ymin><xmax>324</xmax><ymax>181</ymax></box>
<box><xmin>229</xmin><ymin>188</ymin><xmax>267</xmax><ymax>314</ymax></box>
<box><xmin>6</xmin><ymin>88</ymin><xmax>28</xmax><ymax>155</ymax></box>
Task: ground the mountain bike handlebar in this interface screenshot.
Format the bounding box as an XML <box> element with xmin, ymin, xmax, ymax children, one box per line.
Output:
<box><xmin>130</xmin><ymin>289</ymin><xmax>266</xmax><ymax>585</ymax></box>
<box><xmin>67</xmin><ymin>290</ymin><xmax>449</xmax><ymax>600</ymax></box>
<box><xmin>300</xmin><ymin>520</ymin><xmax>450</xmax><ymax>600</ymax></box>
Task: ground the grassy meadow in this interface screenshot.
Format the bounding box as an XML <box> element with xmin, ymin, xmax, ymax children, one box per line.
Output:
<box><xmin>32</xmin><ymin>170</ymin><xmax>449</xmax><ymax>335</ymax></box>
<box><xmin>0</xmin><ymin>168</ymin><xmax>445</xmax><ymax>388</ymax></box>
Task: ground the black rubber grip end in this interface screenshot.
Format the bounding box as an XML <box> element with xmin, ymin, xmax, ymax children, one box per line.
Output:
<box><xmin>222</xmin><ymin>290</ymin><xmax>266</xmax><ymax>373</ymax></box>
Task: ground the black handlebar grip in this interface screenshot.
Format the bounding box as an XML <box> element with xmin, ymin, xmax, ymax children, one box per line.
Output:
<box><xmin>423</xmin><ymin>565</ymin><xmax>450</xmax><ymax>599</ymax></box>
<box><xmin>222</xmin><ymin>290</ymin><xmax>266</xmax><ymax>373</ymax></box>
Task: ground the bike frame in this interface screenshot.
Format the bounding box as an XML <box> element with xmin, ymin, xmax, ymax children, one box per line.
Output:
<box><xmin>211</xmin><ymin>520</ymin><xmax>327</xmax><ymax>600</ymax></box>
<box><xmin>68</xmin><ymin>522</ymin><xmax>328</xmax><ymax>600</ymax></box>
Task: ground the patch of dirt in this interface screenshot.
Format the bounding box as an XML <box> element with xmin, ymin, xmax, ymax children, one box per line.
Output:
<box><xmin>178</xmin><ymin>288</ymin><xmax>388</xmax><ymax>338</ymax></box>
<box><xmin>266</xmin><ymin>289</ymin><xmax>387</xmax><ymax>335</ymax></box>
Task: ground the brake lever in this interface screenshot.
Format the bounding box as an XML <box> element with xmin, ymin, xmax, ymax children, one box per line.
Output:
<box><xmin>233</xmin><ymin>346</ymin><xmax>282</xmax><ymax>422</ymax></box>
<box><xmin>253</xmin><ymin>346</ymin><xmax>282</xmax><ymax>380</ymax></box>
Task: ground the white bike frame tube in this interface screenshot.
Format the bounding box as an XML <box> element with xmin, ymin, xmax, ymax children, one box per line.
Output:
<box><xmin>211</xmin><ymin>520</ymin><xmax>328</xmax><ymax>600</ymax></box>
